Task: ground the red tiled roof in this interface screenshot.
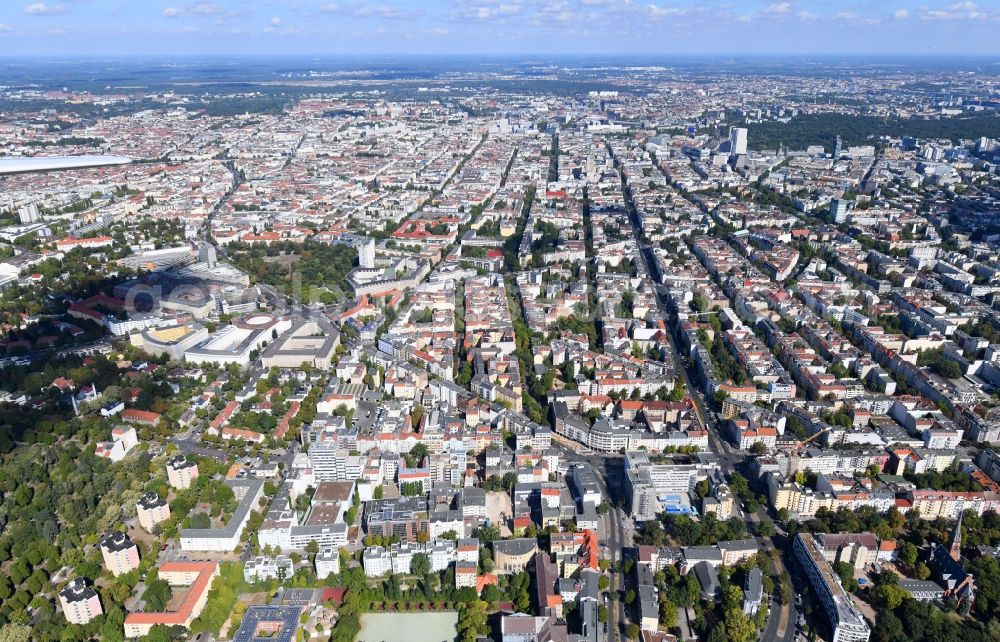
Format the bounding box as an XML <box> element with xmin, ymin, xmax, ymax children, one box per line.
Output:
<box><xmin>210</xmin><ymin>400</ymin><xmax>239</xmax><ymax>430</ymax></box>
<box><xmin>123</xmin><ymin>561</ymin><xmax>217</xmax><ymax>628</ymax></box>
<box><xmin>122</xmin><ymin>409</ymin><xmax>161</xmax><ymax>424</ymax></box>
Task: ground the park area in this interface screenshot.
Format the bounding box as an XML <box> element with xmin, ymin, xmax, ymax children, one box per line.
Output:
<box><xmin>356</xmin><ymin>612</ymin><xmax>458</xmax><ymax>642</ymax></box>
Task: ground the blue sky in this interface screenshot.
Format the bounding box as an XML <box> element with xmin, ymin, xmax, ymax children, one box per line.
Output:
<box><xmin>0</xmin><ymin>1</ymin><xmax>998</xmax><ymax>56</ymax></box>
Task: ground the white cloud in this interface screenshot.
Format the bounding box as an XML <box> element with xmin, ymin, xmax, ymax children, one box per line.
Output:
<box><xmin>191</xmin><ymin>3</ymin><xmax>221</xmax><ymax>16</ymax></box>
<box><xmin>538</xmin><ymin>1</ymin><xmax>574</xmax><ymax>22</ymax></box>
<box><xmin>894</xmin><ymin>8</ymin><xmax>909</xmax><ymax>19</ymax></box>
<box><xmin>319</xmin><ymin>3</ymin><xmax>340</xmax><ymax>13</ymax></box>
<box><xmin>353</xmin><ymin>4</ymin><xmax>410</xmax><ymax>19</ymax></box>
<box><xmin>835</xmin><ymin>11</ymin><xmax>880</xmax><ymax>25</ymax></box>
<box><xmin>581</xmin><ymin>0</ymin><xmax>604</xmax><ymax>4</ymax></box>
<box><xmin>764</xmin><ymin>2</ymin><xmax>791</xmax><ymax>14</ymax></box>
<box><xmin>796</xmin><ymin>10</ymin><xmax>817</xmax><ymax>20</ymax></box>
<box><xmin>264</xmin><ymin>15</ymin><xmax>299</xmax><ymax>34</ymax></box>
<box><xmin>24</xmin><ymin>3</ymin><xmax>67</xmax><ymax>16</ymax></box>
<box><xmin>0</xmin><ymin>22</ymin><xmax>12</xmax><ymax>32</ymax></box>
<box><xmin>920</xmin><ymin>1</ymin><xmax>985</xmax><ymax>20</ymax></box>
<box><xmin>160</xmin><ymin>3</ymin><xmax>249</xmax><ymax>22</ymax></box>
<box><xmin>459</xmin><ymin>2</ymin><xmax>524</xmax><ymax>22</ymax></box>
<box><xmin>647</xmin><ymin>4</ymin><xmax>683</xmax><ymax>19</ymax></box>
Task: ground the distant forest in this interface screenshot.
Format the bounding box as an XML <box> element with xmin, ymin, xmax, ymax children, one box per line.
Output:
<box><xmin>745</xmin><ymin>110</ymin><xmax>1000</xmax><ymax>151</ymax></box>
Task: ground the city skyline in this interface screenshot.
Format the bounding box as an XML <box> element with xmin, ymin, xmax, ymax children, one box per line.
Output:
<box><xmin>3</xmin><ymin>3</ymin><xmax>1000</xmax><ymax>642</ymax></box>
<box><xmin>0</xmin><ymin>1</ymin><xmax>999</xmax><ymax>56</ymax></box>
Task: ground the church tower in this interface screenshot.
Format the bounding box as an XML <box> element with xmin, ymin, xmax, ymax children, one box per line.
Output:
<box><xmin>949</xmin><ymin>511</ymin><xmax>963</xmax><ymax>562</ymax></box>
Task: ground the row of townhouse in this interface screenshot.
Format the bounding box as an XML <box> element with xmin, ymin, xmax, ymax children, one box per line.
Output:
<box><xmin>362</xmin><ymin>537</ymin><xmax>479</xmax><ymax>577</ymax></box>
<box><xmin>768</xmin><ymin>472</ymin><xmax>1000</xmax><ymax>520</ymax></box>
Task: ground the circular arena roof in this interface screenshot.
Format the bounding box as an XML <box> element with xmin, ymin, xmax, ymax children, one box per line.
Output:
<box><xmin>237</xmin><ymin>313</ymin><xmax>278</xmax><ymax>329</ymax></box>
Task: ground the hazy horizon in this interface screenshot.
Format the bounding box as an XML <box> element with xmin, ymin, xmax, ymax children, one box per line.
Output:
<box><xmin>1</xmin><ymin>1</ymin><xmax>1000</xmax><ymax>57</ymax></box>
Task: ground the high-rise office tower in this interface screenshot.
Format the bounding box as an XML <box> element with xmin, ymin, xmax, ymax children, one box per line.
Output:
<box><xmin>830</xmin><ymin>199</ymin><xmax>851</xmax><ymax>224</ymax></box>
<box><xmin>729</xmin><ymin>127</ymin><xmax>748</xmax><ymax>156</ymax></box>
<box><xmin>359</xmin><ymin>238</ymin><xmax>376</xmax><ymax>269</ymax></box>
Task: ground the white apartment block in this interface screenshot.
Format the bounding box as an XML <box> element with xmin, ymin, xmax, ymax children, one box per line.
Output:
<box><xmin>100</xmin><ymin>531</ymin><xmax>141</xmax><ymax>577</ymax></box>
<box><xmin>315</xmin><ymin>547</ymin><xmax>341</xmax><ymax>579</ymax></box>
<box><xmin>309</xmin><ymin>442</ymin><xmax>364</xmax><ymax>482</ymax></box>
<box><xmin>456</xmin><ymin>538</ymin><xmax>480</xmax><ymax>564</ymax></box>
<box><xmin>167</xmin><ymin>455</ymin><xmax>199</xmax><ymax>490</ymax></box>
<box><xmin>456</xmin><ymin>561</ymin><xmax>478</xmax><ymax>588</ymax></box>
<box><xmin>391</xmin><ymin>542</ymin><xmax>419</xmax><ymax>575</ymax></box>
<box><xmin>363</xmin><ymin>546</ymin><xmax>392</xmax><ymax>577</ymax></box>
<box><xmin>244</xmin><ymin>555</ymin><xmax>294</xmax><ymax>583</ymax></box>
<box><xmin>59</xmin><ymin>579</ymin><xmax>103</xmax><ymax>625</ymax></box>
<box><xmin>179</xmin><ymin>479</ymin><xmax>264</xmax><ymax>552</ymax></box>
<box><xmin>426</xmin><ymin>539</ymin><xmax>457</xmax><ymax>572</ymax></box>
<box><xmin>795</xmin><ymin>534</ymin><xmax>871</xmax><ymax>642</ymax></box>
<box><xmin>136</xmin><ymin>491</ymin><xmax>171</xmax><ymax>532</ymax></box>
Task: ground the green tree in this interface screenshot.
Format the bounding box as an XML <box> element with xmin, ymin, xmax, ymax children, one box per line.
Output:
<box><xmin>873</xmin><ymin>582</ymin><xmax>909</xmax><ymax>610</ymax></box>
<box><xmin>684</xmin><ymin>573</ymin><xmax>701</xmax><ymax>607</ymax></box>
<box><xmin>872</xmin><ymin>610</ymin><xmax>906</xmax><ymax>642</ymax></box>
<box><xmin>457</xmin><ymin>600</ymin><xmax>489</xmax><ymax>642</ymax></box>
<box><xmin>729</xmin><ymin>472</ymin><xmax>750</xmax><ymax>499</ymax></box>
<box><xmin>410</xmin><ymin>552</ymin><xmax>430</xmax><ymax>578</ymax></box>
<box><xmin>833</xmin><ymin>561</ymin><xmax>860</xmax><ymax>592</ymax></box>
<box><xmin>513</xmin><ymin>571</ymin><xmax>531</xmax><ymax>612</ymax></box>
<box><xmin>475</xmin><ymin>524</ymin><xmax>501</xmax><ymax>544</ymax></box>
<box><xmin>479</xmin><ymin>546</ymin><xmax>494</xmax><ymax>573</ymax></box>
<box><xmin>482</xmin><ymin>584</ymin><xmax>502</xmax><ymax>603</ymax></box>
<box><xmin>724</xmin><ymin>607</ymin><xmax>756</xmax><ymax>642</ymax></box>
<box><xmin>659</xmin><ymin>597</ymin><xmax>677</xmax><ymax>628</ymax></box>
<box><xmin>898</xmin><ymin>541</ymin><xmax>918</xmax><ymax>569</ymax></box>
<box><xmin>142</xmin><ymin>575</ymin><xmax>173</xmax><ymax>612</ymax></box>
<box><xmin>143</xmin><ymin>625</ymin><xmax>188</xmax><ymax>642</ymax></box>
<box><xmin>0</xmin><ymin>624</ymin><xmax>32</xmax><ymax>642</ymax></box>
<box><xmin>99</xmin><ymin>605</ymin><xmax>126</xmax><ymax>642</ymax></box>
<box><xmin>706</xmin><ymin>623</ymin><xmax>729</xmax><ymax>642</ymax></box>
<box><xmin>754</xmin><ymin>518</ymin><xmax>776</xmax><ymax>537</ymax></box>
